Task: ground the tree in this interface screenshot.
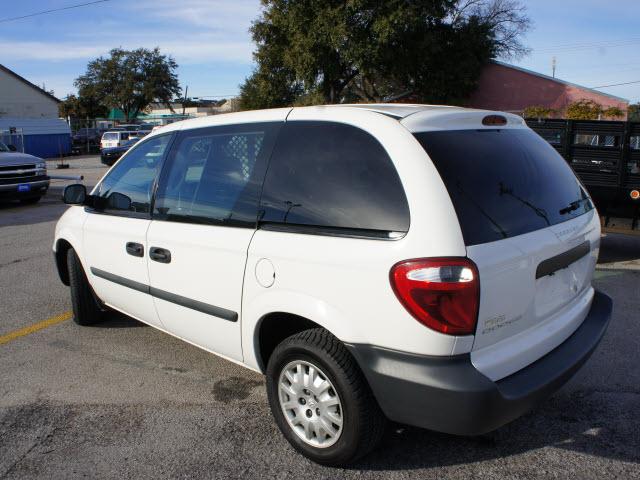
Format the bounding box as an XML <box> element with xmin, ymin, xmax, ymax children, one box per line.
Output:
<box><xmin>523</xmin><ymin>105</ymin><xmax>556</xmax><ymax>119</ymax></box>
<box><xmin>565</xmin><ymin>100</ymin><xmax>625</xmax><ymax>120</ymax></box>
<box><xmin>239</xmin><ymin>0</ymin><xmax>530</xmax><ymax>109</ymax></box>
<box><xmin>602</xmin><ymin>106</ymin><xmax>624</xmax><ymax>119</ymax></box>
<box><xmin>629</xmin><ymin>103</ymin><xmax>640</xmax><ymax>122</ymax></box>
<box><xmin>58</xmin><ymin>93</ymin><xmax>109</xmax><ymax>119</ymax></box>
<box><xmin>451</xmin><ymin>0</ymin><xmax>530</xmax><ymax>59</ymax></box>
<box><xmin>75</xmin><ymin>48</ymin><xmax>181</xmax><ymax>121</ymax></box>
<box><xmin>566</xmin><ymin>100</ymin><xmax>603</xmax><ymax>120</ymax></box>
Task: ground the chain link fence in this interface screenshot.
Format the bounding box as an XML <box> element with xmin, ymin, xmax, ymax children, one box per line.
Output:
<box><xmin>67</xmin><ymin>115</ymin><xmax>193</xmax><ymax>155</ymax></box>
<box><xmin>0</xmin><ymin>128</ymin><xmax>25</xmax><ymax>152</ymax></box>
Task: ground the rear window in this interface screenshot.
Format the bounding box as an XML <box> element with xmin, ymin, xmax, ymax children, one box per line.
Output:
<box><xmin>103</xmin><ymin>132</ymin><xmax>118</xmax><ymax>140</ymax></box>
<box><xmin>414</xmin><ymin>129</ymin><xmax>594</xmax><ymax>246</ymax></box>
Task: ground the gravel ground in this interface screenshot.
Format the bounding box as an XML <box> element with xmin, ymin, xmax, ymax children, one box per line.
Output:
<box><xmin>0</xmin><ymin>156</ymin><xmax>638</xmax><ymax>479</ymax></box>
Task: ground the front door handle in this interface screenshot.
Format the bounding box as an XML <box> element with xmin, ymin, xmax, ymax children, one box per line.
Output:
<box><xmin>149</xmin><ymin>246</ymin><xmax>171</xmax><ymax>264</ymax></box>
<box><xmin>126</xmin><ymin>242</ymin><xmax>144</xmax><ymax>257</ymax></box>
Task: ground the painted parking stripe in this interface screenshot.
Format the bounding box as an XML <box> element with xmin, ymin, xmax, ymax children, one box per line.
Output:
<box><xmin>0</xmin><ymin>311</ymin><xmax>72</xmax><ymax>346</ymax></box>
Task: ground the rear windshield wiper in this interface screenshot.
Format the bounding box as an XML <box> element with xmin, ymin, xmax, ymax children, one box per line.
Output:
<box><xmin>559</xmin><ymin>198</ymin><xmax>587</xmax><ymax>215</ymax></box>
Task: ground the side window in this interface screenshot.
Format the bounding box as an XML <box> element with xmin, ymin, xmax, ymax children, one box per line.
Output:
<box><xmin>260</xmin><ymin>121</ymin><xmax>410</xmax><ymax>235</ymax></box>
<box><xmin>96</xmin><ymin>134</ymin><xmax>171</xmax><ymax>214</ymax></box>
<box><xmin>153</xmin><ymin>122</ymin><xmax>280</xmax><ymax>226</ymax></box>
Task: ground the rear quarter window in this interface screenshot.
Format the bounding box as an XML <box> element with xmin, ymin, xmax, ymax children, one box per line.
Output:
<box><xmin>260</xmin><ymin>121</ymin><xmax>410</xmax><ymax>236</ymax></box>
<box><xmin>414</xmin><ymin>129</ymin><xmax>593</xmax><ymax>246</ymax></box>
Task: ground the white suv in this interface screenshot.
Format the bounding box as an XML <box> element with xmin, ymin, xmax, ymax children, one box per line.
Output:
<box><xmin>54</xmin><ymin>104</ymin><xmax>612</xmax><ymax>465</ymax></box>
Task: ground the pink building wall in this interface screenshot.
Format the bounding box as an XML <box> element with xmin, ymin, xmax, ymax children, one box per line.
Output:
<box><xmin>467</xmin><ymin>62</ymin><xmax>629</xmax><ymax>119</ymax></box>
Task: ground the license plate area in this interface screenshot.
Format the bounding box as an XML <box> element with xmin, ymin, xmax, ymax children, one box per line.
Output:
<box><xmin>17</xmin><ymin>184</ymin><xmax>31</xmax><ymax>192</ymax></box>
<box><xmin>534</xmin><ymin>252</ymin><xmax>592</xmax><ymax>319</ymax></box>
<box><xmin>535</xmin><ymin>241</ymin><xmax>590</xmax><ymax>279</ymax></box>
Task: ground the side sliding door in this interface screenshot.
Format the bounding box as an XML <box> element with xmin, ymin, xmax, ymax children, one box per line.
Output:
<box><xmin>146</xmin><ymin>120</ymin><xmax>282</xmax><ymax>361</ymax></box>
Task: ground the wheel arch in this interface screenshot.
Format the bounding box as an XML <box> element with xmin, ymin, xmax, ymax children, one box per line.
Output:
<box><xmin>54</xmin><ymin>238</ymin><xmax>74</xmax><ymax>286</ymax></box>
<box><xmin>254</xmin><ymin>312</ymin><xmax>328</xmax><ymax>373</ymax></box>
<box><xmin>243</xmin><ymin>290</ymin><xmax>360</xmax><ymax>373</ymax></box>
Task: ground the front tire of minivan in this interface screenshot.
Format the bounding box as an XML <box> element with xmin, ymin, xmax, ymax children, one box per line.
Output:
<box><xmin>67</xmin><ymin>248</ymin><xmax>105</xmax><ymax>326</ymax></box>
<box><xmin>266</xmin><ymin>328</ymin><xmax>385</xmax><ymax>466</ymax></box>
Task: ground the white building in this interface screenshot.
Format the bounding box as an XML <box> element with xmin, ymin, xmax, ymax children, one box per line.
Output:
<box><xmin>147</xmin><ymin>99</ymin><xmax>240</xmax><ymax>118</ymax></box>
<box><xmin>0</xmin><ymin>64</ymin><xmax>60</xmax><ymax>118</ymax></box>
<box><xmin>0</xmin><ymin>64</ymin><xmax>71</xmax><ymax>157</ymax></box>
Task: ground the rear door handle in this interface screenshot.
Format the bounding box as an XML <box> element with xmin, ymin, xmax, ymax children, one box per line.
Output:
<box><xmin>126</xmin><ymin>242</ymin><xmax>144</xmax><ymax>257</ymax></box>
<box><xmin>149</xmin><ymin>246</ymin><xmax>171</xmax><ymax>264</ymax></box>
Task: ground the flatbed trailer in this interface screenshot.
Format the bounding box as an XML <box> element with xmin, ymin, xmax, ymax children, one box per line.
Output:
<box><xmin>527</xmin><ymin>118</ymin><xmax>640</xmax><ymax>234</ymax></box>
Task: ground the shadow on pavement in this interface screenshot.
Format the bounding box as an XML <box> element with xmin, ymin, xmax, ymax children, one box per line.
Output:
<box><xmin>598</xmin><ymin>233</ymin><xmax>640</xmax><ymax>264</ymax></box>
<box><xmin>91</xmin><ymin>310</ymin><xmax>148</xmax><ymax>328</ymax></box>
<box><xmin>0</xmin><ymin>190</ymin><xmax>68</xmax><ymax>228</ymax></box>
<box><xmin>347</xmin><ymin>379</ymin><xmax>639</xmax><ymax>470</ymax></box>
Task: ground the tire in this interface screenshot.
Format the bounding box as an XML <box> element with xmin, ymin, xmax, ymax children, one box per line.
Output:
<box><xmin>67</xmin><ymin>248</ymin><xmax>104</xmax><ymax>325</ymax></box>
<box><xmin>19</xmin><ymin>196</ymin><xmax>42</xmax><ymax>205</ymax></box>
<box><xmin>266</xmin><ymin>328</ymin><xmax>385</xmax><ymax>466</ymax></box>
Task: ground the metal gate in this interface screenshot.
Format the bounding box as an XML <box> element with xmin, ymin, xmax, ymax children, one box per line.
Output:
<box><xmin>0</xmin><ymin>128</ymin><xmax>25</xmax><ymax>152</ymax></box>
<box><xmin>527</xmin><ymin>118</ymin><xmax>640</xmax><ymax>231</ymax></box>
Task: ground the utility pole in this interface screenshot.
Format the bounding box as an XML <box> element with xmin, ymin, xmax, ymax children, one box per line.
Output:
<box><xmin>552</xmin><ymin>56</ymin><xmax>557</xmax><ymax>78</ymax></box>
<box><xmin>182</xmin><ymin>85</ymin><xmax>188</xmax><ymax>116</ymax></box>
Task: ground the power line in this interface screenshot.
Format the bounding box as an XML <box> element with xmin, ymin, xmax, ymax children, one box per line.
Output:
<box><xmin>538</xmin><ymin>36</ymin><xmax>640</xmax><ymax>49</ymax></box>
<box><xmin>534</xmin><ymin>37</ymin><xmax>640</xmax><ymax>54</ymax></box>
<box><xmin>0</xmin><ymin>0</ymin><xmax>111</xmax><ymax>24</ymax></box>
<box><xmin>591</xmin><ymin>80</ymin><xmax>640</xmax><ymax>89</ymax></box>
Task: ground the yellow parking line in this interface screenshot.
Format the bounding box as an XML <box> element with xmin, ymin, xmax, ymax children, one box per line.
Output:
<box><xmin>0</xmin><ymin>311</ymin><xmax>72</xmax><ymax>346</ymax></box>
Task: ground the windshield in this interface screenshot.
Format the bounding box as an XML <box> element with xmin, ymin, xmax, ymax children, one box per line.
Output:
<box><xmin>0</xmin><ymin>142</ymin><xmax>9</xmax><ymax>152</ymax></box>
<box><xmin>414</xmin><ymin>128</ymin><xmax>594</xmax><ymax>246</ymax></box>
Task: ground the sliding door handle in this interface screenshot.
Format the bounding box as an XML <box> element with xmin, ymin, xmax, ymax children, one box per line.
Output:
<box><xmin>149</xmin><ymin>247</ymin><xmax>171</xmax><ymax>264</ymax></box>
<box><xmin>126</xmin><ymin>242</ymin><xmax>144</xmax><ymax>257</ymax></box>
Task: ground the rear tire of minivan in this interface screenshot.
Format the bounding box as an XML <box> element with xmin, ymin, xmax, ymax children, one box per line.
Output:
<box><xmin>67</xmin><ymin>248</ymin><xmax>105</xmax><ymax>326</ymax></box>
<box><xmin>266</xmin><ymin>328</ymin><xmax>386</xmax><ymax>466</ymax></box>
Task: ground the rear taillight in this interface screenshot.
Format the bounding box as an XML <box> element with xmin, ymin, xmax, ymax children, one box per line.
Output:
<box><xmin>390</xmin><ymin>258</ymin><xmax>479</xmax><ymax>335</ymax></box>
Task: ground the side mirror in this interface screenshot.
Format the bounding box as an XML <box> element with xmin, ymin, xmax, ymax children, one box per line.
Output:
<box><xmin>62</xmin><ymin>184</ymin><xmax>87</xmax><ymax>205</ymax></box>
<box><xmin>7</xmin><ymin>144</ymin><xmax>17</xmax><ymax>152</ymax></box>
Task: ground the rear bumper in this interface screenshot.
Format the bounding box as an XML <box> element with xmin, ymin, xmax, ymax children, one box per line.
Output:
<box><xmin>347</xmin><ymin>290</ymin><xmax>612</xmax><ymax>435</ymax></box>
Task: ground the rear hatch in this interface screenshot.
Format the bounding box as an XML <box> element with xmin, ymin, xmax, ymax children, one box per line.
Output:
<box><xmin>101</xmin><ymin>132</ymin><xmax>123</xmax><ymax>149</ymax></box>
<box><xmin>413</xmin><ymin>126</ymin><xmax>600</xmax><ymax>381</ymax></box>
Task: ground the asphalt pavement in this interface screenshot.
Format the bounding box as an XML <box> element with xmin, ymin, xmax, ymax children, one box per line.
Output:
<box><xmin>0</xmin><ymin>156</ymin><xmax>638</xmax><ymax>479</ymax></box>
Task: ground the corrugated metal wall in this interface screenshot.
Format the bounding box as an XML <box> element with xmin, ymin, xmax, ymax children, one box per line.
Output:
<box><xmin>0</xmin><ymin>118</ymin><xmax>71</xmax><ymax>158</ymax></box>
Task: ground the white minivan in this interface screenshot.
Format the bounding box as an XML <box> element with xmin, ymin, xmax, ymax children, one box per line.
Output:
<box><xmin>54</xmin><ymin>104</ymin><xmax>612</xmax><ymax>466</ymax></box>
<box><xmin>100</xmin><ymin>130</ymin><xmax>131</xmax><ymax>150</ymax></box>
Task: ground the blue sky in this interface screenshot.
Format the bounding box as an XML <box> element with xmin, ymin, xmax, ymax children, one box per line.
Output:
<box><xmin>1</xmin><ymin>0</ymin><xmax>639</xmax><ymax>103</ymax></box>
